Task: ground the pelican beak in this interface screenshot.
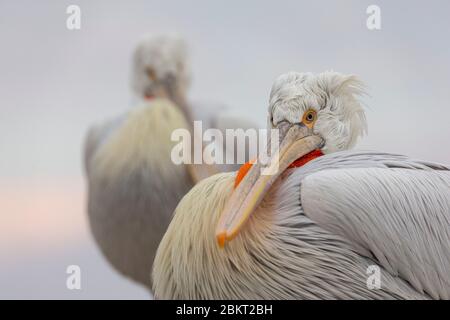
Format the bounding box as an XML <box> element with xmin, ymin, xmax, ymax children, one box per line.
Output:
<box><xmin>216</xmin><ymin>123</ymin><xmax>324</xmax><ymax>247</ymax></box>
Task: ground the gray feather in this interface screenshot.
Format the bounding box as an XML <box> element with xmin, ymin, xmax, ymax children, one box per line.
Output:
<box><xmin>296</xmin><ymin>151</ymin><xmax>450</xmax><ymax>299</ymax></box>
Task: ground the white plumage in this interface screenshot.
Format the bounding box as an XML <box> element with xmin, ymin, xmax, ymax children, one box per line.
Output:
<box><xmin>302</xmin><ymin>166</ymin><xmax>450</xmax><ymax>298</ymax></box>
<box><xmin>86</xmin><ymin>99</ymin><xmax>193</xmax><ymax>290</ymax></box>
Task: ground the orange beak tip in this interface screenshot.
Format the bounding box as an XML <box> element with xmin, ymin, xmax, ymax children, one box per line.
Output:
<box><xmin>216</xmin><ymin>231</ymin><xmax>227</xmax><ymax>248</ymax></box>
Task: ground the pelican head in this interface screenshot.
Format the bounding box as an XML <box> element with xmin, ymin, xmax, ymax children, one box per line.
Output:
<box><xmin>216</xmin><ymin>71</ymin><xmax>367</xmax><ymax>246</ymax></box>
<box><xmin>131</xmin><ymin>33</ymin><xmax>191</xmax><ymax>104</ymax></box>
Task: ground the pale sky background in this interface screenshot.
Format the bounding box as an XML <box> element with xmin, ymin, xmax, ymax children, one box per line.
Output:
<box><xmin>0</xmin><ymin>0</ymin><xmax>449</xmax><ymax>299</ymax></box>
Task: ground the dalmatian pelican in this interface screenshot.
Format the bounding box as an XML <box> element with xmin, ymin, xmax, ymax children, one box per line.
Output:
<box><xmin>84</xmin><ymin>34</ymin><xmax>256</xmax><ymax>291</ymax></box>
<box><xmin>153</xmin><ymin>71</ymin><xmax>450</xmax><ymax>299</ymax></box>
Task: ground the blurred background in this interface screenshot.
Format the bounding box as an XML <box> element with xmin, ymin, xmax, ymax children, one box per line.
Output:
<box><xmin>0</xmin><ymin>0</ymin><xmax>449</xmax><ymax>299</ymax></box>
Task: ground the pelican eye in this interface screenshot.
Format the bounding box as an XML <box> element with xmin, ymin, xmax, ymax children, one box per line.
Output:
<box><xmin>302</xmin><ymin>109</ymin><xmax>317</xmax><ymax>128</ymax></box>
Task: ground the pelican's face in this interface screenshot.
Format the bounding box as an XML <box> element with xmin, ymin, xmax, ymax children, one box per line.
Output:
<box><xmin>216</xmin><ymin>71</ymin><xmax>367</xmax><ymax>246</ymax></box>
<box><xmin>132</xmin><ymin>33</ymin><xmax>191</xmax><ymax>101</ymax></box>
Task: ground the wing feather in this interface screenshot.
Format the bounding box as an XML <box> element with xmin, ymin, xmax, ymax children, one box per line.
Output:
<box><xmin>301</xmin><ymin>167</ymin><xmax>450</xmax><ymax>299</ymax></box>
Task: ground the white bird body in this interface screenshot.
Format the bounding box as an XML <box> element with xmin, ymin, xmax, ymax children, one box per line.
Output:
<box><xmin>86</xmin><ymin>99</ymin><xmax>193</xmax><ymax>288</ymax></box>
<box><xmin>153</xmin><ymin>151</ymin><xmax>450</xmax><ymax>299</ymax></box>
<box><xmin>152</xmin><ymin>71</ymin><xmax>450</xmax><ymax>299</ymax></box>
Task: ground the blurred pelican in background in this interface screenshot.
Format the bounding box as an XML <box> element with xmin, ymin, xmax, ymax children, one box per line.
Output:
<box><xmin>84</xmin><ymin>34</ymin><xmax>258</xmax><ymax>291</ymax></box>
<box><xmin>153</xmin><ymin>71</ymin><xmax>450</xmax><ymax>299</ymax></box>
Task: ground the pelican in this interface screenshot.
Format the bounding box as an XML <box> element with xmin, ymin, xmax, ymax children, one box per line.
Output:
<box><xmin>84</xmin><ymin>34</ymin><xmax>256</xmax><ymax>291</ymax></box>
<box><xmin>153</xmin><ymin>71</ymin><xmax>450</xmax><ymax>299</ymax></box>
